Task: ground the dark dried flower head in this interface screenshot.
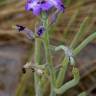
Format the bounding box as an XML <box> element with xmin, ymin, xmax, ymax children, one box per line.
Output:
<box><xmin>16</xmin><ymin>25</ymin><xmax>35</xmax><ymax>40</ymax></box>
<box><xmin>22</xmin><ymin>67</ymin><xmax>26</xmax><ymax>73</ymax></box>
<box><xmin>16</xmin><ymin>25</ymin><xmax>25</xmax><ymax>31</ymax></box>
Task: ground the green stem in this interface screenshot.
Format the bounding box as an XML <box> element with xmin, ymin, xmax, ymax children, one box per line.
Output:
<box><xmin>78</xmin><ymin>92</ymin><xmax>87</xmax><ymax>96</ymax></box>
<box><xmin>70</xmin><ymin>16</ymin><xmax>92</xmax><ymax>49</ymax></box>
<box><xmin>56</xmin><ymin>57</ymin><xmax>69</xmax><ymax>87</ymax></box>
<box><xmin>74</xmin><ymin>32</ymin><xmax>96</xmax><ymax>55</ymax></box>
<box><xmin>34</xmin><ymin>38</ymin><xmax>43</xmax><ymax>96</ymax></box>
<box><xmin>42</xmin><ymin>13</ymin><xmax>56</xmax><ymax>96</ymax></box>
<box><xmin>43</xmin><ymin>26</ymin><xmax>56</xmax><ymax>96</ymax></box>
<box><xmin>56</xmin><ymin>32</ymin><xmax>96</xmax><ymax>87</ymax></box>
<box><xmin>54</xmin><ymin>67</ymin><xmax>80</xmax><ymax>94</ymax></box>
<box><xmin>55</xmin><ymin>79</ymin><xmax>79</xmax><ymax>94</ymax></box>
<box><xmin>16</xmin><ymin>71</ymin><xmax>32</xmax><ymax>96</ymax></box>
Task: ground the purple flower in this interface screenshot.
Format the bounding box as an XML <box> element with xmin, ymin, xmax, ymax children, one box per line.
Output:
<box><xmin>36</xmin><ymin>25</ymin><xmax>45</xmax><ymax>36</ymax></box>
<box><xmin>25</xmin><ymin>0</ymin><xmax>65</xmax><ymax>15</ymax></box>
<box><xmin>16</xmin><ymin>25</ymin><xmax>35</xmax><ymax>40</ymax></box>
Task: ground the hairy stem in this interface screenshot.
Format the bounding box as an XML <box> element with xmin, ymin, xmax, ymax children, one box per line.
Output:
<box><xmin>56</xmin><ymin>32</ymin><xmax>96</xmax><ymax>87</ymax></box>
<box><xmin>42</xmin><ymin>13</ymin><xmax>56</xmax><ymax>96</ymax></box>
<box><xmin>34</xmin><ymin>38</ymin><xmax>43</xmax><ymax>96</ymax></box>
<box><xmin>54</xmin><ymin>68</ymin><xmax>80</xmax><ymax>94</ymax></box>
<box><xmin>56</xmin><ymin>57</ymin><xmax>69</xmax><ymax>87</ymax></box>
<box><xmin>74</xmin><ymin>32</ymin><xmax>96</xmax><ymax>55</ymax></box>
<box><xmin>70</xmin><ymin>16</ymin><xmax>92</xmax><ymax>49</ymax></box>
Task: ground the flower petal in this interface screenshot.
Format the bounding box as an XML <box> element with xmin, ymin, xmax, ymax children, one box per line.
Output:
<box><xmin>37</xmin><ymin>25</ymin><xmax>45</xmax><ymax>36</ymax></box>
<box><xmin>49</xmin><ymin>0</ymin><xmax>65</xmax><ymax>12</ymax></box>
<box><xmin>16</xmin><ymin>25</ymin><xmax>35</xmax><ymax>39</ymax></box>
<box><xmin>25</xmin><ymin>0</ymin><xmax>65</xmax><ymax>15</ymax></box>
<box><xmin>41</xmin><ymin>1</ymin><xmax>53</xmax><ymax>10</ymax></box>
<box><xmin>25</xmin><ymin>0</ymin><xmax>41</xmax><ymax>15</ymax></box>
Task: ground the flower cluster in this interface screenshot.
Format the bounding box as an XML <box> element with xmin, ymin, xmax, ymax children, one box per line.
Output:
<box><xmin>15</xmin><ymin>0</ymin><xmax>65</xmax><ymax>39</ymax></box>
<box><xmin>25</xmin><ymin>0</ymin><xmax>65</xmax><ymax>15</ymax></box>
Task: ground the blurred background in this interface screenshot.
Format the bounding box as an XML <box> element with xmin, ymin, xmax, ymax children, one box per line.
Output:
<box><xmin>0</xmin><ymin>0</ymin><xmax>96</xmax><ymax>96</ymax></box>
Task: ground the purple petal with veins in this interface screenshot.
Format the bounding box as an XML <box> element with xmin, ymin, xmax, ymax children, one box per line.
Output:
<box><xmin>25</xmin><ymin>0</ymin><xmax>41</xmax><ymax>15</ymax></box>
<box><xmin>41</xmin><ymin>1</ymin><xmax>53</xmax><ymax>10</ymax></box>
<box><xmin>25</xmin><ymin>0</ymin><xmax>65</xmax><ymax>15</ymax></box>
<box><xmin>49</xmin><ymin>0</ymin><xmax>65</xmax><ymax>12</ymax></box>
